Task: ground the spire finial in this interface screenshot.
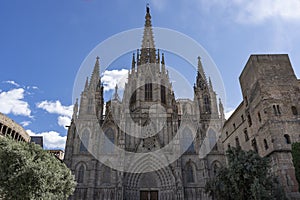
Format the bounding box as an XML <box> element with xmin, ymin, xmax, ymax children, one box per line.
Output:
<box><xmin>146</xmin><ymin>3</ymin><xmax>150</xmax><ymax>13</ymax></box>
<box><xmin>132</xmin><ymin>53</ymin><xmax>136</xmax><ymax>69</ymax></box>
<box><xmin>197</xmin><ymin>56</ymin><xmax>206</xmax><ymax>79</ymax></box>
<box><xmin>113</xmin><ymin>84</ymin><xmax>120</xmax><ymax>101</ymax></box>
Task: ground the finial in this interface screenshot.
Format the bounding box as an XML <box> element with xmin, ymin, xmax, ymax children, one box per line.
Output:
<box><xmin>132</xmin><ymin>53</ymin><xmax>136</xmax><ymax>69</ymax></box>
<box><xmin>84</xmin><ymin>77</ymin><xmax>89</xmax><ymax>90</ymax></box>
<box><xmin>96</xmin><ymin>56</ymin><xmax>99</xmax><ymax>60</ymax></box>
<box><xmin>161</xmin><ymin>53</ymin><xmax>165</xmax><ymax>65</ymax></box>
<box><xmin>146</xmin><ymin>3</ymin><xmax>150</xmax><ymax>13</ymax></box>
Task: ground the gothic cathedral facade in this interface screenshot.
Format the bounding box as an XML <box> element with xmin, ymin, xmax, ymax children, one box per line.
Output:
<box><xmin>64</xmin><ymin>6</ymin><xmax>225</xmax><ymax>200</ymax></box>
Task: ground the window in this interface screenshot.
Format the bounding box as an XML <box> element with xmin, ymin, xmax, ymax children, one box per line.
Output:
<box><xmin>77</xmin><ymin>165</ymin><xmax>85</xmax><ymax>183</ymax></box>
<box><xmin>284</xmin><ymin>134</ymin><xmax>291</xmax><ymax>144</ymax></box>
<box><xmin>264</xmin><ymin>139</ymin><xmax>269</xmax><ymax>150</ymax></box>
<box><xmin>80</xmin><ymin>130</ymin><xmax>89</xmax><ymax>152</ymax></box>
<box><xmin>244</xmin><ymin>96</ymin><xmax>248</xmax><ymax>106</ymax></box>
<box><xmin>252</xmin><ymin>138</ymin><xmax>258</xmax><ymax>152</ymax></box>
<box><xmin>247</xmin><ymin>113</ymin><xmax>252</xmax><ymax>127</ymax></box>
<box><xmin>226</xmin><ymin>131</ymin><xmax>228</xmax><ymax>137</ymax></box>
<box><xmin>227</xmin><ymin>143</ymin><xmax>231</xmax><ymax>149</ymax></box>
<box><xmin>273</xmin><ymin>104</ymin><xmax>281</xmax><ymax>116</ymax></box>
<box><xmin>235</xmin><ymin>137</ymin><xmax>240</xmax><ymax>148</ymax></box>
<box><xmin>145</xmin><ymin>83</ymin><xmax>152</xmax><ymax>101</ymax></box>
<box><xmin>130</xmin><ymin>90</ymin><xmax>136</xmax><ymax>105</ymax></box>
<box><xmin>186</xmin><ymin>164</ymin><xmax>195</xmax><ymax>183</ymax></box>
<box><xmin>233</xmin><ymin>123</ymin><xmax>236</xmax><ymax>129</ymax></box>
<box><xmin>244</xmin><ymin>129</ymin><xmax>249</xmax><ymax>141</ymax></box>
<box><xmin>204</xmin><ymin>95</ymin><xmax>210</xmax><ymax>113</ymax></box>
<box><xmin>181</xmin><ymin>128</ymin><xmax>196</xmax><ymax>154</ymax></box>
<box><xmin>87</xmin><ymin>98</ymin><xmax>93</xmax><ymax>113</ymax></box>
<box><xmin>103</xmin><ymin>128</ymin><xmax>115</xmax><ymax>153</ymax></box>
<box><xmin>103</xmin><ymin>165</ymin><xmax>111</xmax><ymax>183</ymax></box>
<box><xmin>291</xmin><ymin>106</ymin><xmax>298</xmax><ymax>115</ymax></box>
<box><xmin>161</xmin><ymin>85</ymin><xmax>166</xmax><ymax>104</ymax></box>
<box><xmin>241</xmin><ymin>115</ymin><xmax>244</xmax><ymax>122</ymax></box>
<box><xmin>258</xmin><ymin>112</ymin><xmax>261</xmax><ymax>122</ymax></box>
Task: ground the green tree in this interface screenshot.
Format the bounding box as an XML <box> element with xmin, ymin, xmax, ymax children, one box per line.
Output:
<box><xmin>205</xmin><ymin>147</ymin><xmax>287</xmax><ymax>200</ymax></box>
<box><xmin>0</xmin><ymin>137</ymin><xmax>76</xmax><ymax>200</ymax></box>
<box><xmin>292</xmin><ymin>142</ymin><xmax>300</xmax><ymax>192</ymax></box>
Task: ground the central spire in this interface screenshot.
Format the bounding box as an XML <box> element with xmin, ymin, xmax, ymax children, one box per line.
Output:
<box><xmin>140</xmin><ymin>4</ymin><xmax>156</xmax><ymax>64</ymax></box>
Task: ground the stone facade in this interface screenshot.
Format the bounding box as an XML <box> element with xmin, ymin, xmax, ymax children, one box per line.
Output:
<box><xmin>64</xmin><ymin>6</ymin><xmax>225</xmax><ymax>200</ymax></box>
<box><xmin>0</xmin><ymin>112</ymin><xmax>30</xmax><ymax>142</ymax></box>
<box><xmin>222</xmin><ymin>54</ymin><xmax>300</xmax><ymax>199</ymax></box>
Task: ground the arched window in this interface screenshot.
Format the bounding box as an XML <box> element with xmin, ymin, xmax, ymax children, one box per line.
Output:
<box><xmin>186</xmin><ymin>163</ymin><xmax>195</xmax><ymax>183</ymax></box>
<box><xmin>284</xmin><ymin>134</ymin><xmax>291</xmax><ymax>144</ymax></box>
<box><xmin>291</xmin><ymin>106</ymin><xmax>298</xmax><ymax>115</ymax></box>
<box><xmin>208</xmin><ymin>129</ymin><xmax>217</xmax><ymax>150</ymax></box>
<box><xmin>77</xmin><ymin>164</ymin><xmax>85</xmax><ymax>183</ymax></box>
<box><xmin>244</xmin><ymin>128</ymin><xmax>249</xmax><ymax>141</ymax></box>
<box><xmin>103</xmin><ymin>128</ymin><xmax>115</xmax><ymax>153</ymax></box>
<box><xmin>145</xmin><ymin>80</ymin><xmax>152</xmax><ymax>101</ymax></box>
<box><xmin>252</xmin><ymin>138</ymin><xmax>258</xmax><ymax>152</ymax></box>
<box><xmin>235</xmin><ymin>137</ymin><xmax>240</xmax><ymax>148</ymax></box>
<box><xmin>264</xmin><ymin>139</ymin><xmax>269</xmax><ymax>150</ymax></box>
<box><xmin>181</xmin><ymin>128</ymin><xmax>195</xmax><ymax>154</ymax></box>
<box><xmin>203</xmin><ymin>95</ymin><xmax>210</xmax><ymax>113</ymax></box>
<box><xmin>161</xmin><ymin>85</ymin><xmax>166</xmax><ymax>104</ymax></box>
<box><xmin>102</xmin><ymin>165</ymin><xmax>111</xmax><ymax>184</ymax></box>
<box><xmin>80</xmin><ymin>130</ymin><xmax>89</xmax><ymax>152</ymax></box>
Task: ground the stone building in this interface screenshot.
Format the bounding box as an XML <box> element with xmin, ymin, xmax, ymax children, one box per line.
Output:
<box><xmin>0</xmin><ymin>112</ymin><xmax>30</xmax><ymax>142</ymax></box>
<box><xmin>222</xmin><ymin>54</ymin><xmax>300</xmax><ymax>199</ymax></box>
<box><xmin>64</xmin><ymin>6</ymin><xmax>225</xmax><ymax>200</ymax></box>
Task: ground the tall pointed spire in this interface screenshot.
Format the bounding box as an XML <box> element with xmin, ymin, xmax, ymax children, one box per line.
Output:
<box><xmin>197</xmin><ymin>56</ymin><xmax>206</xmax><ymax>79</ymax></box>
<box><xmin>140</xmin><ymin>4</ymin><xmax>156</xmax><ymax>64</ymax></box>
<box><xmin>219</xmin><ymin>98</ymin><xmax>225</xmax><ymax>120</ymax></box>
<box><xmin>84</xmin><ymin>77</ymin><xmax>89</xmax><ymax>90</ymax></box>
<box><xmin>89</xmin><ymin>56</ymin><xmax>100</xmax><ymax>90</ymax></box>
<box><xmin>132</xmin><ymin>53</ymin><xmax>136</xmax><ymax>70</ymax></box>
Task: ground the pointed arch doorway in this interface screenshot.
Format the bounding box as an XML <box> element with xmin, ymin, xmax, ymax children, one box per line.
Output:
<box><xmin>140</xmin><ymin>190</ymin><xmax>158</xmax><ymax>200</ymax></box>
<box><xmin>139</xmin><ymin>172</ymin><xmax>159</xmax><ymax>200</ymax></box>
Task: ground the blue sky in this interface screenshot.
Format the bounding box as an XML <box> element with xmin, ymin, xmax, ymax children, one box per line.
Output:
<box><xmin>0</xmin><ymin>0</ymin><xmax>300</xmax><ymax>149</ymax></box>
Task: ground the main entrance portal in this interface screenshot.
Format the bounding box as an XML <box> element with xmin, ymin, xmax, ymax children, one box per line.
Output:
<box><xmin>140</xmin><ymin>190</ymin><xmax>158</xmax><ymax>200</ymax></box>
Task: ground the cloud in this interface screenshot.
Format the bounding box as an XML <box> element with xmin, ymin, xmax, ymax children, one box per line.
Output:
<box><xmin>3</xmin><ymin>80</ymin><xmax>20</xmax><ymax>87</ymax></box>
<box><xmin>225</xmin><ymin>109</ymin><xmax>235</xmax><ymax>120</ymax></box>
<box><xmin>20</xmin><ymin>121</ymin><xmax>31</xmax><ymax>127</ymax></box>
<box><xmin>58</xmin><ymin>116</ymin><xmax>71</xmax><ymax>130</ymax></box>
<box><xmin>101</xmin><ymin>69</ymin><xmax>128</xmax><ymax>91</ymax></box>
<box><xmin>27</xmin><ymin>129</ymin><xmax>66</xmax><ymax>150</ymax></box>
<box><xmin>36</xmin><ymin>100</ymin><xmax>73</xmax><ymax>117</ymax></box>
<box><xmin>150</xmin><ymin>0</ymin><xmax>168</xmax><ymax>11</ymax></box>
<box><xmin>0</xmin><ymin>88</ymin><xmax>31</xmax><ymax>117</ymax></box>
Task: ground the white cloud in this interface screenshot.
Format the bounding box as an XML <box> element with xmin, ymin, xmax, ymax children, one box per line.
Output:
<box><xmin>150</xmin><ymin>0</ymin><xmax>168</xmax><ymax>11</ymax></box>
<box><xmin>3</xmin><ymin>80</ymin><xmax>20</xmax><ymax>87</ymax></box>
<box><xmin>27</xmin><ymin>129</ymin><xmax>66</xmax><ymax>150</ymax></box>
<box><xmin>0</xmin><ymin>88</ymin><xmax>31</xmax><ymax>117</ymax></box>
<box><xmin>21</xmin><ymin>121</ymin><xmax>31</xmax><ymax>127</ymax></box>
<box><xmin>58</xmin><ymin>116</ymin><xmax>71</xmax><ymax>130</ymax></box>
<box><xmin>236</xmin><ymin>0</ymin><xmax>300</xmax><ymax>23</ymax></box>
<box><xmin>36</xmin><ymin>100</ymin><xmax>73</xmax><ymax>117</ymax></box>
<box><xmin>225</xmin><ymin>109</ymin><xmax>235</xmax><ymax>120</ymax></box>
<box><xmin>101</xmin><ymin>69</ymin><xmax>128</xmax><ymax>91</ymax></box>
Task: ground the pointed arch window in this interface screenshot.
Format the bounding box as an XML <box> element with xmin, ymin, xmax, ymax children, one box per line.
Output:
<box><xmin>77</xmin><ymin>164</ymin><xmax>85</xmax><ymax>183</ymax></box>
<box><xmin>145</xmin><ymin>83</ymin><xmax>153</xmax><ymax>101</ymax></box>
<box><xmin>252</xmin><ymin>138</ymin><xmax>258</xmax><ymax>152</ymax></box>
<box><xmin>284</xmin><ymin>134</ymin><xmax>291</xmax><ymax>144</ymax></box>
<box><xmin>103</xmin><ymin>128</ymin><xmax>115</xmax><ymax>153</ymax></box>
<box><xmin>161</xmin><ymin>85</ymin><xmax>166</xmax><ymax>104</ymax></box>
<box><xmin>186</xmin><ymin>163</ymin><xmax>195</xmax><ymax>183</ymax></box>
<box><xmin>291</xmin><ymin>106</ymin><xmax>298</xmax><ymax>115</ymax></box>
<box><xmin>203</xmin><ymin>95</ymin><xmax>210</xmax><ymax>113</ymax></box>
<box><xmin>181</xmin><ymin>128</ymin><xmax>195</xmax><ymax>154</ymax></box>
<box><xmin>102</xmin><ymin>165</ymin><xmax>111</xmax><ymax>184</ymax></box>
<box><xmin>80</xmin><ymin>130</ymin><xmax>89</xmax><ymax>152</ymax></box>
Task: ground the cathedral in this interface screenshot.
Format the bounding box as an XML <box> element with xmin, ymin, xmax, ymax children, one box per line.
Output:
<box><xmin>64</xmin><ymin>5</ymin><xmax>225</xmax><ymax>200</ymax></box>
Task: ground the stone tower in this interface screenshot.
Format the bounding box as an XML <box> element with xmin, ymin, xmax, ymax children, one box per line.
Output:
<box><xmin>64</xmin><ymin>5</ymin><xmax>225</xmax><ymax>200</ymax></box>
<box><xmin>222</xmin><ymin>54</ymin><xmax>300</xmax><ymax>199</ymax></box>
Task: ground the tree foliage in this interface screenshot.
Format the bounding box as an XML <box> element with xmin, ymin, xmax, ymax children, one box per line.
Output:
<box><xmin>292</xmin><ymin>142</ymin><xmax>300</xmax><ymax>192</ymax></box>
<box><xmin>0</xmin><ymin>137</ymin><xmax>76</xmax><ymax>200</ymax></box>
<box><xmin>205</xmin><ymin>147</ymin><xmax>287</xmax><ymax>200</ymax></box>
